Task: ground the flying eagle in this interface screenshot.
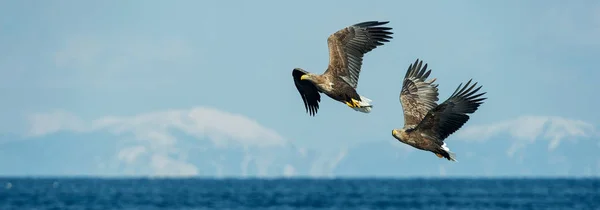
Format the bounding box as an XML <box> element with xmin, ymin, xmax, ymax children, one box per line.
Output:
<box><xmin>292</xmin><ymin>21</ymin><xmax>393</xmax><ymax>116</ymax></box>
<box><xmin>391</xmin><ymin>59</ymin><xmax>487</xmax><ymax>161</ymax></box>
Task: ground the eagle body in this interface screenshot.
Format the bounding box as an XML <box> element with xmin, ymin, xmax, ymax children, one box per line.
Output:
<box><xmin>297</xmin><ymin>72</ymin><xmax>361</xmax><ymax>105</ymax></box>
<box><xmin>392</xmin><ymin>59</ymin><xmax>487</xmax><ymax>161</ymax></box>
<box><xmin>393</xmin><ymin>128</ymin><xmax>453</xmax><ymax>160</ymax></box>
<box><xmin>292</xmin><ymin>21</ymin><xmax>393</xmax><ymax>116</ymax></box>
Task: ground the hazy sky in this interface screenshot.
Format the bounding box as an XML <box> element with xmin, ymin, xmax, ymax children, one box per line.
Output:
<box><xmin>1</xmin><ymin>0</ymin><xmax>599</xmax><ymax>177</ymax></box>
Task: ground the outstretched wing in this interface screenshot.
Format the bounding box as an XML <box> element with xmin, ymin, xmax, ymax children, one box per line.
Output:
<box><xmin>413</xmin><ymin>79</ymin><xmax>487</xmax><ymax>141</ymax></box>
<box><xmin>400</xmin><ymin>59</ymin><xmax>440</xmax><ymax>128</ymax></box>
<box><xmin>292</xmin><ymin>69</ymin><xmax>321</xmax><ymax>116</ymax></box>
<box><xmin>323</xmin><ymin>21</ymin><xmax>393</xmax><ymax>89</ymax></box>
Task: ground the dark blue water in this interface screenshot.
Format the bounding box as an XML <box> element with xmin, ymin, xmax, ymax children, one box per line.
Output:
<box><xmin>1</xmin><ymin>178</ymin><xmax>599</xmax><ymax>210</ymax></box>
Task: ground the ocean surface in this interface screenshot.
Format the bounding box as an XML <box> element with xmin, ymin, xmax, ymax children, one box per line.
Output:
<box><xmin>0</xmin><ymin>178</ymin><xmax>599</xmax><ymax>210</ymax></box>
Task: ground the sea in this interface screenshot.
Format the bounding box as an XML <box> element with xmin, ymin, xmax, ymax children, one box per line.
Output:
<box><xmin>0</xmin><ymin>178</ymin><xmax>599</xmax><ymax>210</ymax></box>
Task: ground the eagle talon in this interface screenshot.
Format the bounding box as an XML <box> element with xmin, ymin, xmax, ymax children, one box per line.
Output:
<box><xmin>435</xmin><ymin>153</ymin><xmax>444</xmax><ymax>158</ymax></box>
<box><xmin>345</xmin><ymin>100</ymin><xmax>361</xmax><ymax>108</ymax></box>
<box><xmin>345</xmin><ymin>101</ymin><xmax>355</xmax><ymax>108</ymax></box>
<box><xmin>350</xmin><ymin>99</ymin><xmax>362</xmax><ymax>108</ymax></box>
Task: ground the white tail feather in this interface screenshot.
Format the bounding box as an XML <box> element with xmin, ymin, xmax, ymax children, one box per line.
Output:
<box><xmin>447</xmin><ymin>151</ymin><xmax>457</xmax><ymax>162</ymax></box>
<box><xmin>351</xmin><ymin>95</ymin><xmax>373</xmax><ymax>113</ymax></box>
<box><xmin>441</xmin><ymin>142</ymin><xmax>458</xmax><ymax>162</ymax></box>
<box><xmin>359</xmin><ymin>95</ymin><xmax>372</xmax><ymax>103</ymax></box>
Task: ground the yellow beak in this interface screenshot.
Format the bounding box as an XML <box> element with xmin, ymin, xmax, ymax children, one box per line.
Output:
<box><xmin>300</xmin><ymin>75</ymin><xmax>309</xmax><ymax>80</ymax></box>
<box><xmin>392</xmin><ymin>130</ymin><xmax>397</xmax><ymax>136</ymax></box>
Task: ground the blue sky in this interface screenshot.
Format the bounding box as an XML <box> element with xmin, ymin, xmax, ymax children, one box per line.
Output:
<box><xmin>1</xmin><ymin>0</ymin><xmax>599</xmax><ymax>177</ymax></box>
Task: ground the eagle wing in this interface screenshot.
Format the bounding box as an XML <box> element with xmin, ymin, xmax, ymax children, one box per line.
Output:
<box><xmin>323</xmin><ymin>21</ymin><xmax>393</xmax><ymax>89</ymax></box>
<box><xmin>413</xmin><ymin>79</ymin><xmax>487</xmax><ymax>141</ymax></box>
<box><xmin>292</xmin><ymin>68</ymin><xmax>321</xmax><ymax>116</ymax></box>
<box><xmin>399</xmin><ymin>59</ymin><xmax>440</xmax><ymax>128</ymax></box>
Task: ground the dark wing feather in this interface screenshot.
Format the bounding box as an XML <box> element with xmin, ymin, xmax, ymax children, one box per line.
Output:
<box><xmin>292</xmin><ymin>69</ymin><xmax>321</xmax><ymax>116</ymax></box>
<box><xmin>414</xmin><ymin>79</ymin><xmax>487</xmax><ymax>141</ymax></box>
<box><xmin>323</xmin><ymin>21</ymin><xmax>393</xmax><ymax>88</ymax></box>
<box><xmin>400</xmin><ymin>59</ymin><xmax>440</xmax><ymax>128</ymax></box>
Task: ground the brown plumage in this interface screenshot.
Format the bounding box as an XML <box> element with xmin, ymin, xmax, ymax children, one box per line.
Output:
<box><xmin>392</xmin><ymin>59</ymin><xmax>487</xmax><ymax>161</ymax></box>
<box><xmin>292</xmin><ymin>21</ymin><xmax>393</xmax><ymax>116</ymax></box>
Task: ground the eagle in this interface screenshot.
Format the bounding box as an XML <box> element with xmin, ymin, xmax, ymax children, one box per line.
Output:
<box><xmin>292</xmin><ymin>21</ymin><xmax>393</xmax><ymax>116</ymax></box>
<box><xmin>391</xmin><ymin>59</ymin><xmax>487</xmax><ymax>161</ymax></box>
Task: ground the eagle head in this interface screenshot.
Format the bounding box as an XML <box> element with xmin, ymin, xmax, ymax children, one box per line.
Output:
<box><xmin>299</xmin><ymin>72</ymin><xmax>317</xmax><ymax>83</ymax></box>
<box><xmin>301</xmin><ymin>74</ymin><xmax>311</xmax><ymax>81</ymax></box>
<box><xmin>392</xmin><ymin>129</ymin><xmax>407</xmax><ymax>143</ymax></box>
